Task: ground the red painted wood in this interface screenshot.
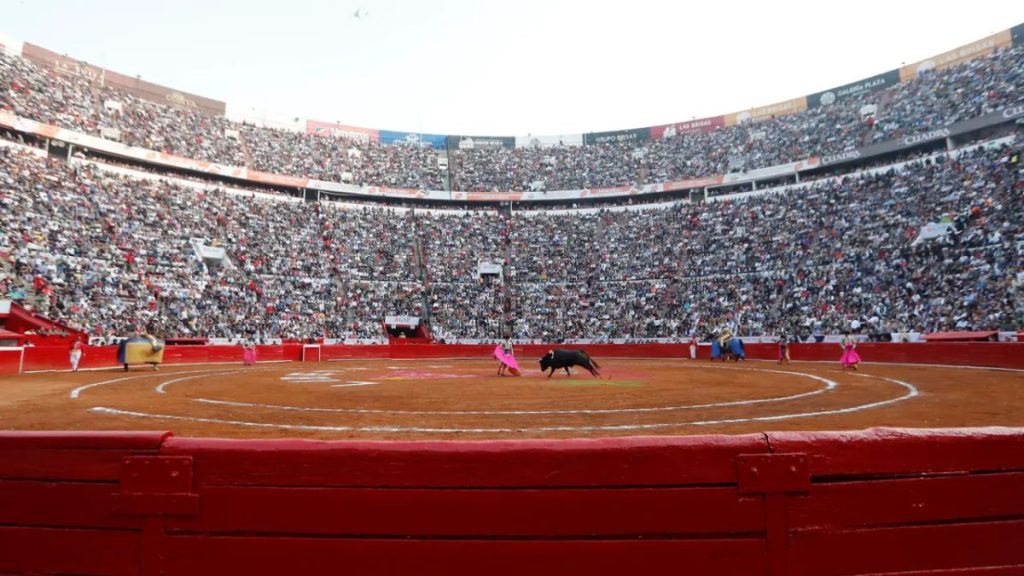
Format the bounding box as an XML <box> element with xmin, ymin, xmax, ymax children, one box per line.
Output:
<box><xmin>0</xmin><ymin>480</ymin><xmax>141</xmax><ymax>529</ymax></box>
<box><xmin>0</xmin><ymin>348</ymin><xmax>21</xmax><ymax>375</ymax></box>
<box><xmin>766</xmin><ymin>428</ymin><xmax>1024</xmax><ymax>478</ymax></box>
<box><xmin>852</xmin><ymin>567</ymin><xmax>1024</xmax><ymax>575</ymax></box>
<box><xmin>16</xmin><ymin>341</ymin><xmax>1024</xmax><ymax>372</ymax></box>
<box><xmin>764</xmin><ymin>495</ymin><xmax>790</xmax><ymax>576</ymax></box>
<box><xmin>159</xmin><ymin>537</ymin><xmax>766</xmax><ymax>576</ymax></box>
<box><xmin>165</xmin><ymin>486</ymin><xmax>763</xmax><ymax>537</ymax></box>
<box><xmin>789</xmin><ymin>520</ymin><xmax>1024</xmax><ymax>576</ymax></box>
<box><xmin>162</xmin><ymin>434</ymin><xmax>769</xmax><ymax>487</ymax></box>
<box><xmin>0</xmin><ymin>448</ymin><xmax>151</xmax><ymax>481</ymax></box>
<box><xmin>788</xmin><ymin>473</ymin><xmax>1024</xmax><ymax>530</ymax></box>
<box><xmin>0</xmin><ymin>526</ymin><xmax>141</xmax><ymax>576</ymax></box>
<box><xmin>0</xmin><ymin>431</ymin><xmax>170</xmax><ymax>449</ymax></box>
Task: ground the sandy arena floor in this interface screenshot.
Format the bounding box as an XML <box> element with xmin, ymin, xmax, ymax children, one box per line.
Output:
<box><xmin>1</xmin><ymin>358</ymin><xmax>1022</xmax><ymax>440</ymax></box>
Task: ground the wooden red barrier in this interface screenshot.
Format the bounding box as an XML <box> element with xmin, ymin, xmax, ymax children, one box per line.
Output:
<box><xmin>1</xmin><ymin>428</ymin><xmax>1022</xmax><ymax>575</ymax></box>
<box><xmin>16</xmin><ymin>341</ymin><xmax>1024</xmax><ymax>373</ymax></box>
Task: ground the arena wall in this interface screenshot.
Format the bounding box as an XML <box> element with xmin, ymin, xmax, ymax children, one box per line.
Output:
<box><xmin>0</xmin><ymin>428</ymin><xmax>1022</xmax><ymax>575</ymax></box>
<box><xmin>5</xmin><ymin>342</ymin><xmax>1024</xmax><ymax>374</ymax></box>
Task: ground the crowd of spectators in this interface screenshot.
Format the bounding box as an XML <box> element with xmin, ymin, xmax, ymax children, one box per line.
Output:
<box><xmin>0</xmin><ymin>145</ymin><xmax>421</xmax><ymax>340</ymax></box>
<box><xmin>2</xmin><ymin>43</ymin><xmax>1022</xmax><ymax>192</ymax></box>
<box><xmin>423</xmin><ymin>133</ymin><xmax>1023</xmax><ymax>340</ymax></box>
<box><xmin>1</xmin><ymin>131</ymin><xmax>1021</xmax><ymax>342</ymax></box>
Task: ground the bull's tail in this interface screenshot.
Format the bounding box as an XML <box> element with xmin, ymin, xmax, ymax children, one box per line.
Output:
<box><xmin>581</xmin><ymin>351</ymin><xmax>600</xmax><ymax>369</ymax></box>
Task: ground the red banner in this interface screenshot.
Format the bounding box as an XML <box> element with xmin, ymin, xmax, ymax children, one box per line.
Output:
<box><xmin>650</xmin><ymin>116</ymin><xmax>725</xmax><ymax>139</ymax></box>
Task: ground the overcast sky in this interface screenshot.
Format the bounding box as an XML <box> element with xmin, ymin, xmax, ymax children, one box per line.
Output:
<box><xmin>3</xmin><ymin>1</ymin><xmax>1023</xmax><ymax>135</ymax></box>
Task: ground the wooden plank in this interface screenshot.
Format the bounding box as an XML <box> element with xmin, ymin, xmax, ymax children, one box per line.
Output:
<box><xmin>854</xmin><ymin>566</ymin><xmax>1024</xmax><ymax>576</ymax></box>
<box><xmin>0</xmin><ymin>480</ymin><xmax>142</xmax><ymax>529</ymax></box>
<box><xmin>0</xmin><ymin>431</ymin><xmax>171</xmax><ymax>449</ymax></box>
<box><xmin>161</xmin><ymin>536</ymin><xmax>766</xmax><ymax>576</ymax></box>
<box><xmin>0</xmin><ymin>448</ymin><xmax>143</xmax><ymax>481</ymax></box>
<box><xmin>767</xmin><ymin>428</ymin><xmax>1024</xmax><ymax>478</ymax></box>
<box><xmin>789</xmin><ymin>473</ymin><xmax>1024</xmax><ymax>530</ymax></box>
<box><xmin>789</xmin><ymin>520</ymin><xmax>1024</xmax><ymax>576</ymax></box>
<box><xmin>165</xmin><ymin>485</ymin><xmax>763</xmax><ymax>537</ymax></box>
<box><xmin>0</xmin><ymin>526</ymin><xmax>140</xmax><ymax>576</ymax></box>
<box><xmin>163</xmin><ymin>434</ymin><xmax>769</xmax><ymax>487</ymax></box>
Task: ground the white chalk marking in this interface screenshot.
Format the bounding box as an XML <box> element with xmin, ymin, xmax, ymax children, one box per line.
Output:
<box><xmin>70</xmin><ymin>368</ymin><xmax>253</xmax><ymax>399</ymax></box>
<box><xmin>194</xmin><ymin>366</ymin><xmax>835</xmax><ymax>416</ymax></box>
<box><xmin>90</xmin><ymin>372</ymin><xmax>918</xmax><ymax>434</ymax></box>
<box><xmin>330</xmin><ymin>381</ymin><xmax>379</xmax><ymax>388</ymax></box>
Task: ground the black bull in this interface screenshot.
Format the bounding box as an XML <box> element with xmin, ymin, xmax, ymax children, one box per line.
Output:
<box><xmin>539</xmin><ymin>349</ymin><xmax>602</xmax><ymax>378</ymax></box>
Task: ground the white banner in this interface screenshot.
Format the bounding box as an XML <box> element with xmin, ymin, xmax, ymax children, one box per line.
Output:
<box><xmin>384</xmin><ymin>315</ymin><xmax>419</xmax><ymax>327</ymax></box>
<box><xmin>912</xmin><ymin>221</ymin><xmax>955</xmax><ymax>246</ymax></box>
<box><xmin>478</xmin><ymin>262</ymin><xmax>502</xmax><ymax>275</ymax></box>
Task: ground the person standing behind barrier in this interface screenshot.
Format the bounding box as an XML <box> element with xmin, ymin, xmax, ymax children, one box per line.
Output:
<box><xmin>688</xmin><ymin>335</ymin><xmax>698</xmax><ymax>360</ymax></box>
<box><xmin>69</xmin><ymin>337</ymin><xmax>84</xmax><ymax>372</ymax></box>
<box><xmin>777</xmin><ymin>334</ymin><xmax>791</xmax><ymax>364</ymax></box>
<box><xmin>242</xmin><ymin>340</ymin><xmax>257</xmax><ymax>366</ymax></box>
<box><xmin>839</xmin><ymin>332</ymin><xmax>861</xmax><ymax>370</ymax></box>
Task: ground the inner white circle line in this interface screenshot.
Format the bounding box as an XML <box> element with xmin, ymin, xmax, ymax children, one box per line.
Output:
<box><xmin>87</xmin><ymin>374</ymin><xmax>918</xmax><ymax>434</ymax></box>
<box><xmin>155</xmin><ymin>371</ymin><xmax>241</xmax><ymax>394</ymax></box>
<box><xmin>192</xmin><ymin>366</ymin><xmax>836</xmax><ymax>416</ymax></box>
<box><xmin>70</xmin><ymin>368</ymin><xmax>255</xmax><ymax>399</ymax></box>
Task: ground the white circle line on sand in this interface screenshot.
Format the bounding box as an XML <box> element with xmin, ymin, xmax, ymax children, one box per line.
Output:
<box><xmin>193</xmin><ymin>367</ymin><xmax>837</xmax><ymax>416</ymax></box>
<box><xmin>331</xmin><ymin>381</ymin><xmax>379</xmax><ymax>388</ymax></box>
<box><xmin>70</xmin><ymin>367</ymin><xmax>291</xmax><ymax>399</ymax></box>
<box><xmin>154</xmin><ymin>367</ymin><xmax>287</xmax><ymax>394</ymax></box>
<box><xmin>87</xmin><ymin>373</ymin><xmax>919</xmax><ymax>434</ymax></box>
<box><xmin>70</xmin><ymin>368</ymin><xmax>246</xmax><ymax>399</ymax></box>
<box><xmin>155</xmin><ymin>371</ymin><xmax>244</xmax><ymax>394</ymax></box>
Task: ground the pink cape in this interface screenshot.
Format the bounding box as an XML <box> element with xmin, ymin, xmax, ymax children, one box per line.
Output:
<box><xmin>840</xmin><ymin>345</ymin><xmax>861</xmax><ymax>367</ymax></box>
<box><xmin>243</xmin><ymin>348</ymin><xmax>256</xmax><ymax>365</ymax></box>
<box><xmin>493</xmin><ymin>345</ymin><xmax>521</xmax><ymax>376</ymax></box>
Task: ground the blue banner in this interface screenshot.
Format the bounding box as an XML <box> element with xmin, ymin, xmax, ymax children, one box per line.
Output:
<box><xmin>380</xmin><ymin>130</ymin><xmax>448</xmax><ymax>149</ymax></box>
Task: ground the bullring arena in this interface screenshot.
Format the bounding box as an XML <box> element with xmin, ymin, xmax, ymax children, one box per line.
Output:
<box><xmin>3</xmin><ymin>7</ymin><xmax>1024</xmax><ymax>574</ymax></box>
<box><xmin>3</xmin><ymin>348</ymin><xmax>1024</xmax><ymax>439</ymax></box>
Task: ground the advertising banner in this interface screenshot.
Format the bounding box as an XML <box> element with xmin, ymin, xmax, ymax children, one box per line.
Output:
<box><xmin>807</xmin><ymin>70</ymin><xmax>900</xmax><ymax>108</ymax></box>
<box><xmin>104</xmin><ymin>70</ymin><xmax>227</xmax><ymax>116</ymax></box>
<box><xmin>899</xmin><ymin>30</ymin><xmax>1013</xmax><ymax>81</ymax></box>
<box><xmin>306</xmin><ymin>120</ymin><xmax>380</xmax><ymax>142</ymax></box>
<box><xmin>515</xmin><ymin>133</ymin><xmax>584</xmax><ymax>148</ymax></box>
<box><xmin>21</xmin><ymin>43</ymin><xmax>227</xmax><ymax>116</ymax></box>
<box><xmin>379</xmin><ymin>130</ymin><xmax>447</xmax><ymax>148</ymax></box>
<box><xmin>725</xmin><ymin>97</ymin><xmax>808</xmax><ymax>126</ymax></box>
<box><xmin>650</xmin><ymin>116</ymin><xmax>725</xmax><ymax>139</ymax></box>
<box><xmin>819</xmin><ymin>104</ymin><xmax>1024</xmax><ymax>167</ymax></box>
<box><xmin>447</xmin><ymin>135</ymin><xmax>516</xmax><ymax>149</ymax></box>
<box><xmin>385</xmin><ymin>315</ymin><xmax>419</xmax><ymax>327</ymax></box>
<box><xmin>583</xmin><ymin>127</ymin><xmax>650</xmax><ymax>146</ymax></box>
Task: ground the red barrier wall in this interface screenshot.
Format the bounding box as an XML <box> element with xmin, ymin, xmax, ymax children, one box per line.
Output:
<box><xmin>1</xmin><ymin>428</ymin><xmax>1022</xmax><ymax>575</ymax></box>
<box><xmin>14</xmin><ymin>341</ymin><xmax>1024</xmax><ymax>373</ymax></box>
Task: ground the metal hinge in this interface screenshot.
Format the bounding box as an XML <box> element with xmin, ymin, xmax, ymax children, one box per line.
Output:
<box><xmin>113</xmin><ymin>455</ymin><xmax>200</xmax><ymax>515</ymax></box>
<box><xmin>736</xmin><ymin>453</ymin><xmax>811</xmax><ymax>495</ymax></box>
